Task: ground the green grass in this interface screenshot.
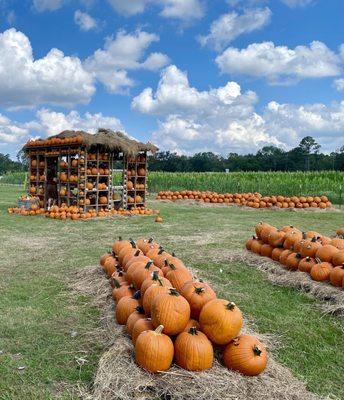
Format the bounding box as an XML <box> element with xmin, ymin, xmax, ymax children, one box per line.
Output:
<box><xmin>0</xmin><ymin>185</ymin><xmax>343</xmax><ymax>399</ymax></box>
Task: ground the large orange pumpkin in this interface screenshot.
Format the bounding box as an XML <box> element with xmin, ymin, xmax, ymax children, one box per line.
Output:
<box><xmin>151</xmin><ymin>288</ymin><xmax>190</xmax><ymax>335</ymax></box>
<box><xmin>174</xmin><ymin>327</ymin><xmax>214</xmax><ymax>371</ymax></box>
<box><xmin>315</xmin><ymin>245</ymin><xmax>339</xmax><ymax>263</ymax></box>
<box><xmin>199</xmin><ymin>299</ymin><xmax>243</xmax><ymax>345</ymax></box>
<box><xmin>140</xmin><ymin>270</ymin><xmax>171</xmax><ymax>297</ymax></box>
<box><xmin>310</xmin><ymin>262</ymin><xmax>333</xmax><ymax>282</ymax></box>
<box><xmin>181</xmin><ymin>282</ymin><xmax>216</xmax><ymax>319</ymax></box>
<box><xmin>332</xmin><ymin>251</ymin><xmax>344</xmax><ymax>266</ymax></box>
<box><xmin>132</xmin><ymin>262</ymin><xmax>164</xmax><ymax>289</ymax></box>
<box><xmin>222</xmin><ymin>334</ymin><xmax>267</xmax><ymax>376</ymax></box>
<box><xmin>329</xmin><ymin>265</ymin><xmax>344</xmax><ymax>287</ymax></box>
<box><xmin>135</xmin><ymin>325</ymin><xmax>174</xmax><ymax>373</ymax></box>
<box><xmin>142</xmin><ymin>279</ymin><xmax>171</xmax><ymax>316</ymax></box>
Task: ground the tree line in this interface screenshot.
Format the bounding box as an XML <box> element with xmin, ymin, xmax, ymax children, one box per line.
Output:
<box><xmin>1</xmin><ymin>136</ymin><xmax>343</xmax><ymax>174</ymax></box>
<box><xmin>148</xmin><ymin>137</ymin><xmax>344</xmax><ymax>172</ymax></box>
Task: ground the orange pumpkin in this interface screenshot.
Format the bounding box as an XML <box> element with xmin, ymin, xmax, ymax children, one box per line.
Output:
<box><xmin>300</xmin><ymin>237</ymin><xmax>322</xmax><ymax>258</ymax></box>
<box><xmin>174</xmin><ymin>327</ymin><xmax>214</xmax><ymax>371</ymax></box>
<box><xmin>285</xmin><ymin>252</ymin><xmax>302</xmax><ymax>270</ymax></box>
<box><xmin>132</xmin><ymin>317</ymin><xmax>154</xmax><ymax>345</ymax></box>
<box><xmin>142</xmin><ymin>279</ymin><xmax>171</xmax><ymax>316</ymax></box>
<box><xmin>141</xmin><ymin>270</ymin><xmax>171</xmax><ymax>298</ymax></box>
<box><xmin>332</xmin><ymin>251</ymin><xmax>344</xmax><ymax>266</ymax></box>
<box><xmin>250</xmin><ymin>238</ymin><xmax>263</xmax><ymax>254</ymax></box>
<box><xmin>115</xmin><ymin>292</ymin><xmax>141</xmax><ymax>324</ymax></box>
<box><xmin>165</xmin><ymin>264</ymin><xmax>193</xmax><ymax>292</ymax></box>
<box><xmin>310</xmin><ymin>262</ymin><xmax>333</xmax><ymax>282</ymax></box>
<box><xmin>298</xmin><ymin>257</ymin><xmax>316</xmax><ymax>273</ymax></box>
<box><xmin>260</xmin><ymin>244</ymin><xmax>273</xmax><ymax>258</ymax></box>
<box><xmin>315</xmin><ymin>245</ymin><xmax>339</xmax><ymax>263</ymax></box>
<box><xmin>181</xmin><ymin>282</ymin><xmax>216</xmax><ymax>319</ymax></box>
<box><xmin>271</xmin><ymin>247</ymin><xmax>284</xmax><ymax>262</ymax></box>
<box><xmin>126</xmin><ymin>306</ymin><xmax>146</xmax><ymax>337</ymax></box>
<box><xmin>132</xmin><ymin>261</ymin><xmax>164</xmax><ymax>289</ymax></box>
<box><xmin>222</xmin><ymin>334</ymin><xmax>267</xmax><ymax>376</ymax></box>
<box><xmin>135</xmin><ymin>325</ymin><xmax>174</xmax><ymax>373</ymax></box>
<box><xmin>199</xmin><ymin>299</ymin><xmax>243</xmax><ymax>345</ymax></box>
<box><xmin>329</xmin><ymin>265</ymin><xmax>344</xmax><ymax>287</ymax></box>
<box><xmin>151</xmin><ymin>288</ymin><xmax>190</xmax><ymax>335</ymax></box>
<box><xmin>183</xmin><ymin>319</ymin><xmax>200</xmax><ymax>332</ymax></box>
<box><xmin>112</xmin><ymin>281</ymin><xmax>134</xmax><ymax>303</ymax></box>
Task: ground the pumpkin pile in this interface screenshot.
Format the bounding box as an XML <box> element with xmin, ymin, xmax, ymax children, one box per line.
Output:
<box><xmin>156</xmin><ymin>191</ymin><xmax>332</xmax><ymax>209</ymax></box>
<box><xmin>100</xmin><ymin>238</ymin><xmax>268</xmax><ymax>375</ymax></box>
<box><xmin>8</xmin><ymin>204</ymin><xmax>160</xmax><ymax>220</ymax></box>
<box><xmin>246</xmin><ymin>223</ymin><xmax>344</xmax><ymax>287</ymax></box>
<box><xmin>25</xmin><ymin>136</ymin><xmax>83</xmax><ymax>147</ymax></box>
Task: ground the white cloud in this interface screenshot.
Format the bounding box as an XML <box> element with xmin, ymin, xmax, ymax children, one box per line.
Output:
<box><xmin>107</xmin><ymin>0</ymin><xmax>204</xmax><ymax>21</ymax></box>
<box><xmin>132</xmin><ymin>65</ymin><xmax>280</xmax><ymax>154</ymax></box>
<box><xmin>0</xmin><ymin>109</ymin><xmax>124</xmax><ymax>151</ymax></box>
<box><xmin>199</xmin><ymin>7</ymin><xmax>271</xmax><ymax>51</ymax></box>
<box><xmin>264</xmin><ymin>101</ymin><xmax>344</xmax><ymax>151</ymax></box>
<box><xmin>159</xmin><ymin>0</ymin><xmax>204</xmax><ymax>21</ymax></box>
<box><xmin>334</xmin><ymin>78</ymin><xmax>344</xmax><ymax>92</ymax></box>
<box><xmin>32</xmin><ymin>0</ymin><xmax>64</xmax><ymax>12</ymax></box>
<box><xmin>216</xmin><ymin>41</ymin><xmax>342</xmax><ymax>84</ymax></box>
<box><xmin>107</xmin><ymin>0</ymin><xmax>149</xmax><ymax>16</ymax></box>
<box><xmin>280</xmin><ymin>0</ymin><xmax>313</xmax><ymax>8</ymax></box>
<box><xmin>85</xmin><ymin>29</ymin><xmax>169</xmax><ymax>93</ymax></box>
<box><xmin>74</xmin><ymin>10</ymin><xmax>97</xmax><ymax>31</ymax></box>
<box><xmin>0</xmin><ymin>28</ymin><xmax>95</xmax><ymax>108</ymax></box>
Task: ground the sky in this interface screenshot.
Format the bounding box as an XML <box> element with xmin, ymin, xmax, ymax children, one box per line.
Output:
<box><xmin>0</xmin><ymin>0</ymin><xmax>343</xmax><ymax>159</ymax></box>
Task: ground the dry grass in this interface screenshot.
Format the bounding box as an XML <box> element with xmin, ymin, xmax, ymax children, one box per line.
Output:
<box><xmin>73</xmin><ymin>266</ymin><xmax>324</xmax><ymax>400</ymax></box>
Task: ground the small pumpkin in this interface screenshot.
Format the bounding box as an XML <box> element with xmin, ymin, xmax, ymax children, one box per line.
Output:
<box><xmin>199</xmin><ymin>299</ymin><xmax>243</xmax><ymax>345</ymax></box>
<box><xmin>279</xmin><ymin>249</ymin><xmax>293</xmax><ymax>265</ymax></box>
<box><xmin>181</xmin><ymin>282</ymin><xmax>217</xmax><ymax>320</ymax></box>
<box><xmin>174</xmin><ymin>327</ymin><xmax>214</xmax><ymax>371</ymax></box>
<box><xmin>122</xmin><ymin>249</ymin><xmax>143</xmax><ymax>269</ymax></box>
<box><xmin>300</xmin><ymin>237</ymin><xmax>322</xmax><ymax>258</ymax></box>
<box><xmin>332</xmin><ymin>250</ymin><xmax>344</xmax><ymax>266</ymax></box>
<box><xmin>250</xmin><ymin>238</ymin><xmax>263</xmax><ymax>254</ymax></box>
<box><xmin>260</xmin><ymin>244</ymin><xmax>273</xmax><ymax>258</ymax></box>
<box><xmin>331</xmin><ymin>238</ymin><xmax>344</xmax><ymax>250</ymax></box>
<box><xmin>137</xmin><ymin>238</ymin><xmax>159</xmax><ymax>254</ymax></box>
<box><xmin>110</xmin><ymin>270</ymin><xmax>126</xmax><ymax>286</ymax></box>
<box><xmin>271</xmin><ymin>247</ymin><xmax>284</xmax><ymax>262</ymax></box>
<box><xmin>132</xmin><ymin>317</ymin><xmax>154</xmax><ymax>345</ymax></box>
<box><xmin>124</xmin><ymin>254</ymin><xmax>151</xmax><ymax>272</ymax></box>
<box><xmin>329</xmin><ymin>265</ymin><xmax>344</xmax><ymax>287</ymax></box>
<box><xmin>143</xmin><ymin>278</ymin><xmax>171</xmax><ymax>316</ymax></box>
<box><xmin>268</xmin><ymin>230</ymin><xmax>286</xmax><ymax>248</ymax></box>
<box><xmin>283</xmin><ymin>231</ymin><xmax>303</xmax><ymax>250</ymax></box>
<box><xmin>118</xmin><ymin>240</ymin><xmax>137</xmax><ymax>265</ymax></box>
<box><xmin>310</xmin><ymin>261</ymin><xmax>333</xmax><ymax>282</ymax></box>
<box><xmin>298</xmin><ymin>257</ymin><xmax>316</xmax><ymax>273</ymax></box>
<box><xmin>132</xmin><ymin>261</ymin><xmax>164</xmax><ymax>289</ymax></box>
<box><xmin>222</xmin><ymin>334</ymin><xmax>267</xmax><ymax>376</ymax></box>
<box><xmin>112</xmin><ymin>237</ymin><xmax>134</xmax><ymax>255</ymax></box>
<box><xmin>135</xmin><ymin>325</ymin><xmax>174</xmax><ymax>373</ymax></box>
<box><xmin>245</xmin><ymin>236</ymin><xmax>256</xmax><ymax>251</ymax></box>
<box><xmin>103</xmin><ymin>256</ymin><xmax>119</xmax><ymax>278</ymax></box>
<box><xmin>126</xmin><ymin>306</ymin><xmax>146</xmax><ymax>337</ymax></box>
<box><xmin>115</xmin><ymin>291</ymin><xmax>141</xmax><ymax>325</ymax></box>
<box><xmin>100</xmin><ymin>252</ymin><xmax>113</xmax><ymax>269</ymax></box>
<box><xmin>151</xmin><ymin>288</ymin><xmax>191</xmax><ymax>335</ymax></box>
<box><xmin>285</xmin><ymin>252</ymin><xmax>302</xmax><ymax>270</ymax></box>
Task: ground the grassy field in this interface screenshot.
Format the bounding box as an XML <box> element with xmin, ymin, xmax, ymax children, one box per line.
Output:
<box><xmin>2</xmin><ymin>170</ymin><xmax>344</xmax><ymax>204</ymax></box>
<box><xmin>0</xmin><ymin>185</ymin><xmax>343</xmax><ymax>399</ymax></box>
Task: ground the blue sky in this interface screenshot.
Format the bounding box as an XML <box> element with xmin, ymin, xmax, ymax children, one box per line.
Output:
<box><xmin>0</xmin><ymin>0</ymin><xmax>343</xmax><ymax>158</ymax></box>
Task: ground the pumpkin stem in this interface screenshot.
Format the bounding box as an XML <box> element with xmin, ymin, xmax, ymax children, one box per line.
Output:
<box><xmin>134</xmin><ymin>250</ymin><xmax>140</xmax><ymax>257</ymax></box>
<box><xmin>169</xmin><ymin>288</ymin><xmax>180</xmax><ymax>296</ymax></box>
<box><xmin>305</xmin><ymin>256</ymin><xmax>311</xmax><ymax>261</ymax></box>
<box><xmin>158</xmin><ymin>248</ymin><xmax>165</xmax><ymax>255</ymax></box>
<box><xmin>129</xmin><ymin>239</ymin><xmax>136</xmax><ymax>248</ymax></box>
<box><xmin>151</xmin><ymin>270</ymin><xmax>159</xmax><ymax>281</ymax></box>
<box><xmin>135</xmin><ymin>306</ymin><xmax>145</xmax><ymax>314</ymax></box>
<box><xmin>188</xmin><ymin>327</ymin><xmax>198</xmax><ymax>335</ymax></box>
<box><xmin>311</xmin><ymin>236</ymin><xmax>317</xmax><ymax>242</ymax></box>
<box><xmin>154</xmin><ymin>325</ymin><xmax>164</xmax><ymax>334</ymax></box>
<box><xmin>118</xmin><ymin>236</ymin><xmax>122</xmax><ymax>241</ymax></box>
<box><xmin>315</xmin><ymin>257</ymin><xmax>322</xmax><ymax>264</ymax></box>
<box><xmin>172</xmin><ymin>252</ymin><xmax>176</xmax><ymax>257</ymax></box>
<box><xmin>145</xmin><ymin>261</ymin><xmax>154</xmax><ymax>269</ymax></box>
<box><xmin>133</xmin><ymin>290</ymin><xmax>141</xmax><ymax>300</ymax></box>
<box><xmin>226</xmin><ymin>302</ymin><xmax>236</xmax><ymax>311</ymax></box>
<box><xmin>157</xmin><ymin>277</ymin><xmax>165</xmax><ymax>286</ymax></box>
<box><xmin>302</xmin><ymin>232</ymin><xmax>307</xmax><ymax>239</ymax></box>
<box><xmin>296</xmin><ymin>253</ymin><xmax>302</xmax><ymax>259</ymax></box>
<box><xmin>253</xmin><ymin>345</ymin><xmax>262</xmax><ymax>356</ymax></box>
<box><xmin>195</xmin><ymin>287</ymin><xmax>205</xmax><ymax>294</ymax></box>
<box><xmin>113</xmin><ymin>279</ymin><xmax>121</xmax><ymax>288</ymax></box>
<box><xmin>169</xmin><ymin>263</ymin><xmax>177</xmax><ymax>271</ymax></box>
<box><xmin>148</xmin><ymin>238</ymin><xmax>154</xmax><ymax>243</ymax></box>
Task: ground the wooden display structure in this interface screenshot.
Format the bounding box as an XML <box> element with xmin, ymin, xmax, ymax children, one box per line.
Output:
<box><xmin>24</xmin><ymin>131</ymin><xmax>153</xmax><ymax>212</ymax></box>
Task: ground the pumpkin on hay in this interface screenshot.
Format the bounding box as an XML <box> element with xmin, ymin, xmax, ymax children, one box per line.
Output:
<box><xmin>222</xmin><ymin>334</ymin><xmax>267</xmax><ymax>376</ymax></box>
<box><xmin>135</xmin><ymin>325</ymin><xmax>173</xmax><ymax>373</ymax></box>
<box><xmin>329</xmin><ymin>265</ymin><xmax>344</xmax><ymax>287</ymax></box>
<box><xmin>126</xmin><ymin>306</ymin><xmax>146</xmax><ymax>337</ymax></box>
<box><xmin>112</xmin><ymin>281</ymin><xmax>135</xmax><ymax>303</ymax></box>
<box><xmin>151</xmin><ymin>288</ymin><xmax>190</xmax><ymax>336</ymax></box>
<box><xmin>174</xmin><ymin>327</ymin><xmax>214</xmax><ymax>371</ymax></box>
<box><xmin>310</xmin><ymin>261</ymin><xmax>333</xmax><ymax>282</ymax></box>
<box><xmin>165</xmin><ymin>263</ymin><xmax>193</xmax><ymax>293</ymax></box>
<box><xmin>115</xmin><ymin>291</ymin><xmax>141</xmax><ymax>324</ymax></box>
<box><xmin>142</xmin><ymin>278</ymin><xmax>171</xmax><ymax>316</ymax></box>
<box><xmin>199</xmin><ymin>299</ymin><xmax>243</xmax><ymax>345</ymax></box>
<box><xmin>181</xmin><ymin>281</ymin><xmax>217</xmax><ymax>320</ymax></box>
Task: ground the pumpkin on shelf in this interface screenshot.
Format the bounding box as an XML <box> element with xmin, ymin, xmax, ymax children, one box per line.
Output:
<box><xmin>151</xmin><ymin>288</ymin><xmax>190</xmax><ymax>335</ymax></box>
<box><xmin>174</xmin><ymin>327</ymin><xmax>214</xmax><ymax>371</ymax></box>
<box><xmin>199</xmin><ymin>299</ymin><xmax>243</xmax><ymax>345</ymax></box>
<box><xmin>222</xmin><ymin>334</ymin><xmax>267</xmax><ymax>376</ymax></box>
<box><xmin>99</xmin><ymin>196</ymin><xmax>108</xmax><ymax>205</ymax></box>
<box><xmin>135</xmin><ymin>325</ymin><xmax>173</xmax><ymax>373</ymax></box>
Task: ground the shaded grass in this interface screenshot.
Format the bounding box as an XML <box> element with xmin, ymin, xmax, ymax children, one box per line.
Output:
<box><xmin>0</xmin><ymin>186</ymin><xmax>343</xmax><ymax>399</ymax></box>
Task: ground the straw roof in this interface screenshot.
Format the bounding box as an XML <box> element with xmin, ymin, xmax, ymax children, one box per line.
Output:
<box><xmin>24</xmin><ymin>128</ymin><xmax>158</xmax><ymax>155</ymax></box>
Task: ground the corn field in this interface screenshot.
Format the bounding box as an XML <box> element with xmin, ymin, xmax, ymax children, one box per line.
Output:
<box><xmin>2</xmin><ymin>170</ymin><xmax>344</xmax><ymax>204</ymax></box>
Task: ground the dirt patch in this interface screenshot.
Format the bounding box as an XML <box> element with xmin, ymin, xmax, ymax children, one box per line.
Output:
<box><xmin>223</xmin><ymin>250</ymin><xmax>344</xmax><ymax>316</ymax></box>
<box><xmin>73</xmin><ymin>266</ymin><xmax>323</xmax><ymax>400</ymax></box>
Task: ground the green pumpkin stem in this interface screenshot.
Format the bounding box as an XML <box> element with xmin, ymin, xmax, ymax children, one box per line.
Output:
<box><xmin>188</xmin><ymin>327</ymin><xmax>198</xmax><ymax>335</ymax></box>
<box><xmin>148</xmin><ymin>238</ymin><xmax>154</xmax><ymax>243</ymax></box>
<box><xmin>135</xmin><ymin>306</ymin><xmax>145</xmax><ymax>314</ymax></box>
<box><xmin>145</xmin><ymin>261</ymin><xmax>153</xmax><ymax>269</ymax></box>
<box><xmin>133</xmin><ymin>290</ymin><xmax>141</xmax><ymax>300</ymax></box>
<box><xmin>158</xmin><ymin>248</ymin><xmax>165</xmax><ymax>255</ymax></box>
<box><xmin>151</xmin><ymin>270</ymin><xmax>160</xmax><ymax>281</ymax></box>
<box><xmin>169</xmin><ymin>288</ymin><xmax>180</xmax><ymax>296</ymax></box>
<box><xmin>253</xmin><ymin>345</ymin><xmax>262</xmax><ymax>356</ymax></box>
<box><xmin>113</xmin><ymin>279</ymin><xmax>121</xmax><ymax>288</ymax></box>
<box><xmin>169</xmin><ymin>263</ymin><xmax>177</xmax><ymax>271</ymax></box>
<box><xmin>157</xmin><ymin>277</ymin><xmax>165</xmax><ymax>286</ymax></box>
<box><xmin>134</xmin><ymin>250</ymin><xmax>140</xmax><ymax>257</ymax></box>
<box><xmin>226</xmin><ymin>302</ymin><xmax>236</xmax><ymax>311</ymax></box>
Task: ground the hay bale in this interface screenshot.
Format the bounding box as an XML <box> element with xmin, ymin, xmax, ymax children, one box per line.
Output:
<box><xmin>73</xmin><ymin>266</ymin><xmax>322</xmax><ymax>400</ymax></box>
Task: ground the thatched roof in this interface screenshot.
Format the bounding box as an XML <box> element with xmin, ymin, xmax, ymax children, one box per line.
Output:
<box><xmin>24</xmin><ymin>128</ymin><xmax>158</xmax><ymax>154</ymax></box>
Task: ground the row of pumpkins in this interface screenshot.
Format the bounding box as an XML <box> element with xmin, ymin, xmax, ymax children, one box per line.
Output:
<box><xmin>26</xmin><ymin>136</ymin><xmax>83</xmax><ymax>147</ymax></box>
<box><xmin>156</xmin><ymin>191</ymin><xmax>332</xmax><ymax>209</ymax></box>
<box><xmin>8</xmin><ymin>205</ymin><xmax>161</xmax><ymax>219</ymax></box>
<box><xmin>246</xmin><ymin>223</ymin><xmax>344</xmax><ymax>287</ymax></box>
<box><xmin>100</xmin><ymin>238</ymin><xmax>268</xmax><ymax>375</ymax></box>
